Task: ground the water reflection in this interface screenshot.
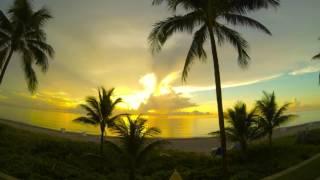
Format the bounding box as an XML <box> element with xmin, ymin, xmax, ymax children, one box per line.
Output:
<box><xmin>0</xmin><ymin>106</ymin><xmax>319</xmax><ymax>138</ymax></box>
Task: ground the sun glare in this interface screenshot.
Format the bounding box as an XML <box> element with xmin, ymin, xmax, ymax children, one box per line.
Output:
<box><xmin>121</xmin><ymin>72</ymin><xmax>180</xmax><ymax>111</ymax></box>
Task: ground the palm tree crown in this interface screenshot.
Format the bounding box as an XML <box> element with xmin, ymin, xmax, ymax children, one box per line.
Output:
<box><xmin>149</xmin><ymin>0</ymin><xmax>278</xmax><ymax>80</ymax></box>
<box><xmin>0</xmin><ymin>0</ymin><xmax>54</xmax><ymax>92</ymax></box>
<box><xmin>224</xmin><ymin>102</ymin><xmax>260</xmax><ymax>152</ymax></box>
<box><xmin>256</xmin><ymin>91</ymin><xmax>296</xmax><ymax>145</ymax></box>
<box><xmin>106</xmin><ymin>115</ymin><xmax>166</xmax><ymax>180</ymax></box>
<box><xmin>74</xmin><ymin>87</ymin><xmax>123</xmax><ymax>154</ymax></box>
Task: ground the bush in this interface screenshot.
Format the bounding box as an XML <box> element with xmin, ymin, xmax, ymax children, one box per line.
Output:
<box><xmin>296</xmin><ymin>130</ymin><xmax>320</xmax><ymax>145</ymax></box>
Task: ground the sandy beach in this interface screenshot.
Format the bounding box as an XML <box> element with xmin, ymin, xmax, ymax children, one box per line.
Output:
<box><xmin>1</xmin><ymin>118</ymin><xmax>320</xmax><ymax>154</ymax></box>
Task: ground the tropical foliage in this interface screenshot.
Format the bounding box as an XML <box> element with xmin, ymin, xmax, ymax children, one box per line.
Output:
<box><xmin>213</xmin><ymin>102</ymin><xmax>261</xmax><ymax>154</ymax></box>
<box><xmin>106</xmin><ymin>115</ymin><xmax>167</xmax><ymax>180</ymax></box>
<box><xmin>256</xmin><ymin>91</ymin><xmax>296</xmax><ymax>145</ymax></box>
<box><xmin>74</xmin><ymin>87</ymin><xmax>123</xmax><ymax>154</ymax></box>
<box><xmin>0</xmin><ymin>0</ymin><xmax>54</xmax><ymax>92</ymax></box>
<box><xmin>149</xmin><ymin>0</ymin><xmax>279</xmax><ymax>172</ymax></box>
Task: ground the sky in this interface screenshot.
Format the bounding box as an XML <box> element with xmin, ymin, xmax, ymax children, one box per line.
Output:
<box><xmin>0</xmin><ymin>0</ymin><xmax>320</xmax><ymax>117</ymax></box>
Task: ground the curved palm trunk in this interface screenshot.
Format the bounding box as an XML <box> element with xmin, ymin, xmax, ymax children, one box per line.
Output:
<box><xmin>207</xmin><ymin>1</ymin><xmax>228</xmax><ymax>175</ymax></box>
<box><xmin>0</xmin><ymin>49</ymin><xmax>14</xmax><ymax>85</ymax></box>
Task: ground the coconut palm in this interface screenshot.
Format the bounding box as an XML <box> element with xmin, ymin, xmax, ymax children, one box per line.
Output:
<box><xmin>149</xmin><ymin>0</ymin><xmax>279</xmax><ymax>172</ymax></box>
<box><xmin>211</xmin><ymin>102</ymin><xmax>261</xmax><ymax>154</ymax></box>
<box><xmin>74</xmin><ymin>87</ymin><xmax>123</xmax><ymax>154</ymax></box>
<box><xmin>256</xmin><ymin>91</ymin><xmax>296</xmax><ymax>145</ymax></box>
<box><xmin>106</xmin><ymin>115</ymin><xmax>167</xmax><ymax>180</ymax></box>
<box><xmin>0</xmin><ymin>0</ymin><xmax>54</xmax><ymax>93</ymax></box>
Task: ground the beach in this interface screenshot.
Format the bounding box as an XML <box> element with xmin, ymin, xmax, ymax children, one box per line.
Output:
<box><xmin>1</xmin><ymin>118</ymin><xmax>320</xmax><ymax>154</ymax></box>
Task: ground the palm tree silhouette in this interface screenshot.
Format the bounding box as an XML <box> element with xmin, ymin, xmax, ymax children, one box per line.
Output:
<box><xmin>149</xmin><ymin>0</ymin><xmax>279</xmax><ymax>173</ymax></box>
<box><xmin>106</xmin><ymin>115</ymin><xmax>167</xmax><ymax>180</ymax></box>
<box><xmin>211</xmin><ymin>102</ymin><xmax>260</xmax><ymax>154</ymax></box>
<box><xmin>74</xmin><ymin>87</ymin><xmax>123</xmax><ymax>154</ymax></box>
<box><xmin>0</xmin><ymin>0</ymin><xmax>54</xmax><ymax>93</ymax></box>
<box><xmin>256</xmin><ymin>91</ymin><xmax>296</xmax><ymax>145</ymax></box>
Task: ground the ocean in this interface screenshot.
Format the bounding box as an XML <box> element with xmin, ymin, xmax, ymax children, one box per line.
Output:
<box><xmin>0</xmin><ymin>106</ymin><xmax>319</xmax><ymax>138</ymax></box>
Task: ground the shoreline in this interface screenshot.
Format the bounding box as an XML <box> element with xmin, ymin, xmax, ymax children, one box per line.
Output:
<box><xmin>1</xmin><ymin>118</ymin><xmax>320</xmax><ymax>153</ymax></box>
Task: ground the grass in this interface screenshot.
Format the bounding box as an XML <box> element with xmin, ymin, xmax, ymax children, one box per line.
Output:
<box><xmin>0</xmin><ymin>124</ymin><xmax>320</xmax><ymax>180</ymax></box>
<box><xmin>274</xmin><ymin>155</ymin><xmax>320</xmax><ymax>180</ymax></box>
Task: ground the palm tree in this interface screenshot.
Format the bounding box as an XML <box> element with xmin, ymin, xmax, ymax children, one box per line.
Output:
<box><xmin>74</xmin><ymin>87</ymin><xmax>123</xmax><ymax>154</ymax></box>
<box><xmin>106</xmin><ymin>115</ymin><xmax>167</xmax><ymax>180</ymax></box>
<box><xmin>149</xmin><ymin>0</ymin><xmax>279</xmax><ymax>173</ymax></box>
<box><xmin>211</xmin><ymin>102</ymin><xmax>260</xmax><ymax>154</ymax></box>
<box><xmin>0</xmin><ymin>0</ymin><xmax>54</xmax><ymax>93</ymax></box>
<box><xmin>256</xmin><ymin>91</ymin><xmax>296</xmax><ymax>145</ymax></box>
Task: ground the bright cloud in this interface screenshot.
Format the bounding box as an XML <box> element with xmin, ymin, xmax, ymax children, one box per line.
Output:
<box><xmin>289</xmin><ymin>64</ymin><xmax>320</xmax><ymax>76</ymax></box>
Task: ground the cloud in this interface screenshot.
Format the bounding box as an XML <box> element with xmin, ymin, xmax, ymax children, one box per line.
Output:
<box><xmin>289</xmin><ymin>64</ymin><xmax>320</xmax><ymax>76</ymax></box>
<box><xmin>139</xmin><ymin>90</ymin><xmax>197</xmax><ymax>113</ymax></box>
<box><xmin>0</xmin><ymin>90</ymin><xmax>82</xmax><ymax>113</ymax></box>
<box><xmin>173</xmin><ymin>74</ymin><xmax>283</xmax><ymax>94</ymax></box>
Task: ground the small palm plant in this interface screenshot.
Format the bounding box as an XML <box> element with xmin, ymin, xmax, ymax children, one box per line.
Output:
<box><xmin>106</xmin><ymin>115</ymin><xmax>167</xmax><ymax>180</ymax></box>
<box><xmin>0</xmin><ymin>0</ymin><xmax>54</xmax><ymax>93</ymax></box>
<box><xmin>256</xmin><ymin>91</ymin><xmax>296</xmax><ymax>145</ymax></box>
<box><xmin>74</xmin><ymin>87</ymin><xmax>123</xmax><ymax>154</ymax></box>
<box><xmin>211</xmin><ymin>102</ymin><xmax>260</xmax><ymax>154</ymax></box>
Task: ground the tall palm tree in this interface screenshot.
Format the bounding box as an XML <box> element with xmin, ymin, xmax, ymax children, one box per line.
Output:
<box><xmin>74</xmin><ymin>87</ymin><xmax>123</xmax><ymax>154</ymax></box>
<box><xmin>211</xmin><ymin>102</ymin><xmax>260</xmax><ymax>154</ymax></box>
<box><xmin>106</xmin><ymin>115</ymin><xmax>167</xmax><ymax>180</ymax></box>
<box><xmin>0</xmin><ymin>0</ymin><xmax>54</xmax><ymax>93</ymax></box>
<box><xmin>149</xmin><ymin>0</ymin><xmax>279</xmax><ymax>173</ymax></box>
<box><xmin>256</xmin><ymin>91</ymin><xmax>296</xmax><ymax>145</ymax></box>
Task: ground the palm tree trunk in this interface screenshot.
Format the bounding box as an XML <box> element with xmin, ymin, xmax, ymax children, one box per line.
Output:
<box><xmin>207</xmin><ymin>0</ymin><xmax>228</xmax><ymax>175</ymax></box>
<box><xmin>100</xmin><ymin>125</ymin><xmax>105</xmax><ymax>154</ymax></box>
<box><xmin>0</xmin><ymin>49</ymin><xmax>14</xmax><ymax>85</ymax></box>
<box><xmin>268</xmin><ymin>132</ymin><xmax>273</xmax><ymax>146</ymax></box>
<box><xmin>241</xmin><ymin>140</ymin><xmax>247</xmax><ymax>154</ymax></box>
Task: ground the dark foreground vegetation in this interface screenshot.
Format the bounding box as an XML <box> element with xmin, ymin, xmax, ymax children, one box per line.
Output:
<box><xmin>0</xmin><ymin>124</ymin><xmax>320</xmax><ymax>180</ymax></box>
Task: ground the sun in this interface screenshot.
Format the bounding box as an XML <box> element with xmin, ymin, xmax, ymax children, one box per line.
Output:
<box><xmin>120</xmin><ymin>72</ymin><xmax>179</xmax><ymax>110</ymax></box>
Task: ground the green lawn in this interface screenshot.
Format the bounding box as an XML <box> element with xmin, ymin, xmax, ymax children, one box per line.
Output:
<box><xmin>274</xmin><ymin>155</ymin><xmax>320</xmax><ymax>180</ymax></box>
<box><xmin>0</xmin><ymin>124</ymin><xmax>320</xmax><ymax>180</ymax></box>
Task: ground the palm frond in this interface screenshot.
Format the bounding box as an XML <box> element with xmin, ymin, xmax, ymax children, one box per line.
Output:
<box><xmin>22</xmin><ymin>50</ymin><xmax>38</xmax><ymax>93</ymax></box>
<box><xmin>215</xmin><ymin>23</ymin><xmax>250</xmax><ymax>67</ymax></box>
<box><xmin>74</xmin><ymin>117</ymin><xmax>98</xmax><ymax>125</ymax></box>
<box><xmin>312</xmin><ymin>53</ymin><xmax>320</xmax><ymax>60</ymax></box>
<box><xmin>182</xmin><ymin>25</ymin><xmax>207</xmax><ymax>81</ymax></box>
<box><xmin>26</xmin><ymin>39</ymin><xmax>54</xmax><ymax>58</ymax></box>
<box><xmin>28</xmin><ymin>44</ymin><xmax>49</xmax><ymax>72</ymax></box>
<box><xmin>0</xmin><ymin>49</ymin><xmax>8</xmax><ymax>71</ymax></box>
<box><xmin>232</xmin><ymin>0</ymin><xmax>280</xmax><ymax>12</ymax></box>
<box><xmin>31</xmin><ymin>7</ymin><xmax>52</xmax><ymax>28</ymax></box>
<box><xmin>149</xmin><ymin>11</ymin><xmax>204</xmax><ymax>53</ymax></box>
<box><xmin>222</xmin><ymin>13</ymin><xmax>271</xmax><ymax>35</ymax></box>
